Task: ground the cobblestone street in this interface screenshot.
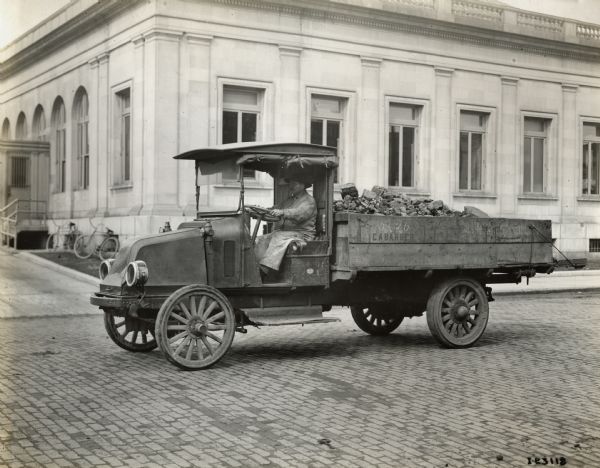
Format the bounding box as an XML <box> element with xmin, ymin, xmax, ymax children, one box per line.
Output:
<box><xmin>1</xmin><ymin>254</ymin><xmax>599</xmax><ymax>468</ymax></box>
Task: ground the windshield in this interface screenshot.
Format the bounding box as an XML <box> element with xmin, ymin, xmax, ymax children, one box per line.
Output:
<box><xmin>195</xmin><ymin>162</ymin><xmax>274</xmax><ymax>215</ymax></box>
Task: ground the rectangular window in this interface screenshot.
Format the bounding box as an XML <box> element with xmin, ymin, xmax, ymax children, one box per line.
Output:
<box><xmin>310</xmin><ymin>95</ymin><xmax>345</xmax><ymax>182</ymax></box>
<box><xmin>459</xmin><ymin>111</ymin><xmax>486</xmax><ymax>191</ymax></box>
<box><xmin>222</xmin><ymin>86</ymin><xmax>262</xmax><ymax>179</ymax></box>
<box><xmin>590</xmin><ymin>239</ymin><xmax>600</xmax><ymax>253</ymax></box>
<box><xmin>115</xmin><ymin>88</ymin><xmax>131</xmax><ymax>184</ymax></box>
<box><xmin>523</xmin><ymin>117</ymin><xmax>548</xmax><ymax>193</ymax></box>
<box><xmin>10</xmin><ymin>156</ymin><xmax>29</xmax><ymax>188</ymax></box>
<box><xmin>388</xmin><ymin>104</ymin><xmax>419</xmax><ymax>187</ymax></box>
<box><xmin>582</xmin><ymin>123</ymin><xmax>600</xmax><ymax>196</ymax></box>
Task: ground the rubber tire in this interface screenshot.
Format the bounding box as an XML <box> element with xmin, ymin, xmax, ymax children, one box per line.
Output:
<box><xmin>426</xmin><ymin>277</ymin><xmax>489</xmax><ymax>348</ymax></box>
<box><xmin>73</xmin><ymin>235</ymin><xmax>95</xmax><ymax>259</ymax></box>
<box><xmin>155</xmin><ymin>284</ymin><xmax>236</xmax><ymax>370</ymax></box>
<box><xmin>46</xmin><ymin>233</ymin><xmax>61</xmax><ymax>250</ymax></box>
<box><xmin>350</xmin><ymin>305</ymin><xmax>404</xmax><ymax>336</ymax></box>
<box><xmin>104</xmin><ymin>310</ymin><xmax>157</xmax><ymax>352</ymax></box>
<box><xmin>99</xmin><ymin>237</ymin><xmax>120</xmax><ymax>260</ymax></box>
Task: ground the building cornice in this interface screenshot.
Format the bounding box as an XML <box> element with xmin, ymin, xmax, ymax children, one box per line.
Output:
<box><xmin>211</xmin><ymin>0</ymin><xmax>600</xmax><ymax>62</ymax></box>
<box><xmin>0</xmin><ymin>0</ymin><xmax>142</xmax><ymax>80</ymax></box>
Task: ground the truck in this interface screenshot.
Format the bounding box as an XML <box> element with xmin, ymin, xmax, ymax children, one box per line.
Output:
<box><xmin>90</xmin><ymin>142</ymin><xmax>556</xmax><ymax>370</ymax></box>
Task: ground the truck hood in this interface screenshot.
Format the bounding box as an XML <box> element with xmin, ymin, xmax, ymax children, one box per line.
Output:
<box><xmin>100</xmin><ymin>228</ymin><xmax>208</xmax><ymax>291</ymax></box>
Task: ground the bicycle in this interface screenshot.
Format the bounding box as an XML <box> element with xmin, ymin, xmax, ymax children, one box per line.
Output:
<box><xmin>73</xmin><ymin>219</ymin><xmax>120</xmax><ymax>260</ymax></box>
<box><xmin>46</xmin><ymin>220</ymin><xmax>81</xmax><ymax>251</ymax></box>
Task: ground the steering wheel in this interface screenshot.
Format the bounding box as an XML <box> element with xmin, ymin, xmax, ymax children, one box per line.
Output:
<box><xmin>244</xmin><ymin>205</ymin><xmax>281</xmax><ymax>223</ymax></box>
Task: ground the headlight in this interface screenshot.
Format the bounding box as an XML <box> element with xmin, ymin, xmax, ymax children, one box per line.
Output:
<box><xmin>99</xmin><ymin>259</ymin><xmax>114</xmax><ymax>280</ymax></box>
<box><xmin>125</xmin><ymin>260</ymin><xmax>149</xmax><ymax>287</ymax></box>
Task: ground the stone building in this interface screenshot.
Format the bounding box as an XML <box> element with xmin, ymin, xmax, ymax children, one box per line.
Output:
<box><xmin>0</xmin><ymin>0</ymin><xmax>599</xmax><ymax>257</ymax></box>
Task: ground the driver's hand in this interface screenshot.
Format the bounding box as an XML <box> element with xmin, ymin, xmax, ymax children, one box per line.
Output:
<box><xmin>270</xmin><ymin>209</ymin><xmax>284</xmax><ymax>217</ymax></box>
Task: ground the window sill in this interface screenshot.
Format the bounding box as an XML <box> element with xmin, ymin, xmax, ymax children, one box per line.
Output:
<box><xmin>395</xmin><ymin>189</ymin><xmax>431</xmax><ymax>197</ymax></box>
<box><xmin>452</xmin><ymin>192</ymin><xmax>497</xmax><ymax>199</ymax></box>
<box><xmin>111</xmin><ymin>184</ymin><xmax>133</xmax><ymax>191</ymax></box>
<box><xmin>517</xmin><ymin>194</ymin><xmax>558</xmax><ymax>201</ymax></box>
<box><xmin>73</xmin><ymin>188</ymin><xmax>89</xmax><ymax>192</ymax></box>
<box><xmin>577</xmin><ymin>195</ymin><xmax>600</xmax><ymax>202</ymax></box>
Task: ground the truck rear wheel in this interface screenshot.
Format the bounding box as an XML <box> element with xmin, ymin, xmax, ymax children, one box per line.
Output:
<box><xmin>155</xmin><ymin>285</ymin><xmax>236</xmax><ymax>370</ymax></box>
<box><xmin>426</xmin><ymin>277</ymin><xmax>489</xmax><ymax>348</ymax></box>
<box><xmin>350</xmin><ymin>305</ymin><xmax>403</xmax><ymax>336</ymax></box>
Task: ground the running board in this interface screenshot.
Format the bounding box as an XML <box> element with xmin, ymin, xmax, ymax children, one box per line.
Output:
<box><xmin>242</xmin><ymin>306</ymin><xmax>340</xmax><ymax>327</ymax></box>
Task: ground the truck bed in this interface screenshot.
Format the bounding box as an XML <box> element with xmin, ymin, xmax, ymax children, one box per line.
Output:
<box><xmin>333</xmin><ymin>213</ymin><xmax>554</xmax><ymax>272</ymax></box>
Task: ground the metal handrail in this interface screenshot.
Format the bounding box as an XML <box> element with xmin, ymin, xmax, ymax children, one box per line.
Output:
<box><xmin>0</xmin><ymin>198</ymin><xmax>19</xmax><ymax>215</ymax></box>
<box><xmin>0</xmin><ymin>199</ymin><xmax>48</xmax><ymax>249</ymax></box>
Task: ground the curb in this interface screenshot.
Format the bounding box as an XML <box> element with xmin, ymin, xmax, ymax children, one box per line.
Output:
<box><xmin>492</xmin><ymin>287</ymin><xmax>600</xmax><ymax>297</ymax></box>
<box><xmin>17</xmin><ymin>251</ymin><xmax>100</xmax><ymax>287</ymax></box>
<box><xmin>545</xmin><ymin>270</ymin><xmax>600</xmax><ymax>277</ymax></box>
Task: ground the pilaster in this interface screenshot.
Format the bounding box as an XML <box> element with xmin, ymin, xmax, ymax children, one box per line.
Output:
<box><xmin>560</xmin><ymin>84</ymin><xmax>579</xmax><ymax>223</ymax></box>
<box><xmin>499</xmin><ymin>76</ymin><xmax>519</xmax><ymax>215</ymax></box>
<box><xmin>140</xmin><ymin>29</ymin><xmax>183</xmax><ymax>215</ymax></box>
<box><xmin>356</xmin><ymin>57</ymin><xmax>382</xmax><ymax>188</ymax></box>
<box><xmin>432</xmin><ymin>67</ymin><xmax>453</xmax><ymax>201</ymax></box>
<box><xmin>179</xmin><ymin>33</ymin><xmax>212</xmax><ymax>213</ymax></box>
<box><xmin>129</xmin><ymin>35</ymin><xmax>145</xmax><ymax>215</ymax></box>
<box><xmin>88</xmin><ymin>57</ymin><xmax>99</xmax><ymax>215</ymax></box>
<box><xmin>95</xmin><ymin>53</ymin><xmax>110</xmax><ymax>216</ymax></box>
<box><xmin>277</xmin><ymin>46</ymin><xmax>302</xmax><ymax>142</ymax></box>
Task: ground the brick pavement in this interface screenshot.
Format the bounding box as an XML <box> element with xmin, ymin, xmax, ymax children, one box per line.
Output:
<box><xmin>0</xmin><ymin>290</ymin><xmax>599</xmax><ymax>467</ymax></box>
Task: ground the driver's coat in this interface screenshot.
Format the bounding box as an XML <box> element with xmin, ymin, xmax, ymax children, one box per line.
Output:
<box><xmin>255</xmin><ymin>190</ymin><xmax>317</xmax><ymax>271</ymax></box>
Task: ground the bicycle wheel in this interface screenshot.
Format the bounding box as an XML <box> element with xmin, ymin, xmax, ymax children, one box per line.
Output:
<box><xmin>74</xmin><ymin>235</ymin><xmax>96</xmax><ymax>259</ymax></box>
<box><xmin>46</xmin><ymin>233</ymin><xmax>62</xmax><ymax>250</ymax></box>
<box><xmin>99</xmin><ymin>237</ymin><xmax>119</xmax><ymax>260</ymax></box>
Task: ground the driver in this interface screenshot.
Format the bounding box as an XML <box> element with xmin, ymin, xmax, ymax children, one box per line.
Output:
<box><xmin>254</xmin><ymin>173</ymin><xmax>317</xmax><ymax>275</ymax></box>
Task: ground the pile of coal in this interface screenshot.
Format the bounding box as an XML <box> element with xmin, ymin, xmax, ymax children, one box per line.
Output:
<box><xmin>334</xmin><ymin>184</ymin><xmax>487</xmax><ymax>217</ymax></box>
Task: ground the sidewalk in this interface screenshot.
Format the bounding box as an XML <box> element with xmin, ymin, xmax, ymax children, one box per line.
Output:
<box><xmin>17</xmin><ymin>250</ymin><xmax>99</xmax><ymax>286</ymax></box>
<box><xmin>0</xmin><ymin>248</ymin><xmax>98</xmax><ymax>319</ymax></box>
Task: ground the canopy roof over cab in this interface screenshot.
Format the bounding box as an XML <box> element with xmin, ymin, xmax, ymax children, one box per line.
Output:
<box><xmin>174</xmin><ymin>142</ymin><xmax>338</xmax><ymax>175</ymax></box>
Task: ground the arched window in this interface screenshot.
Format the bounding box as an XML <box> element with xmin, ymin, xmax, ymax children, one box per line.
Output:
<box><xmin>51</xmin><ymin>97</ymin><xmax>67</xmax><ymax>193</ymax></box>
<box><xmin>73</xmin><ymin>88</ymin><xmax>89</xmax><ymax>190</ymax></box>
<box><xmin>32</xmin><ymin>105</ymin><xmax>47</xmax><ymax>141</ymax></box>
<box><xmin>15</xmin><ymin>112</ymin><xmax>27</xmax><ymax>139</ymax></box>
<box><xmin>1</xmin><ymin>118</ymin><xmax>10</xmax><ymax>139</ymax></box>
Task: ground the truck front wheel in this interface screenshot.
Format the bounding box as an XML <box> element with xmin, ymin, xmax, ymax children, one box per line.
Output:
<box><xmin>350</xmin><ymin>305</ymin><xmax>404</xmax><ymax>336</ymax></box>
<box><xmin>426</xmin><ymin>278</ymin><xmax>489</xmax><ymax>348</ymax></box>
<box><xmin>155</xmin><ymin>285</ymin><xmax>236</xmax><ymax>370</ymax></box>
<box><xmin>104</xmin><ymin>309</ymin><xmax>157</xmax><ymax>352</ymax></box>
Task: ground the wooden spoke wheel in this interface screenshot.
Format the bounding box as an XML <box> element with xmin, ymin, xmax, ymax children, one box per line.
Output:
<box><xmin>350</xmin><ymin>305</ymin><xmax>404</xmax><ymax>336</ymax></box>
<box><xmin>426</xmin><ymin>278</ymin><xmax>489</xmax><ymax>348</ymax></box>
<box><xmin>155</xmin><ymin>285</ymin><xmax>236</xmax><ymax>370</ymax></box>
<box><xmin>104</xmin><ymin>310</ymin><xmax>157</xmax><ymax>352</ymax></box>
